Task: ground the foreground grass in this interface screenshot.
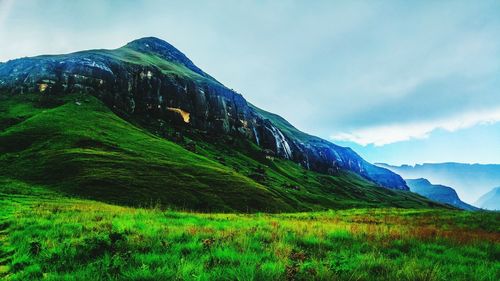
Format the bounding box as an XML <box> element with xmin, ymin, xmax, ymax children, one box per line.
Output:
<box><xmin>1</xmin><ymin>187</ymin><xmax>498</xmax><ymax>281</ymax></box>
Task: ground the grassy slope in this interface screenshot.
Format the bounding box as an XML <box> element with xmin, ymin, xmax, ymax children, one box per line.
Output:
<box><xmin>0</xmin><ymin>93</ymin><xmax>441</xmax><ymax>212</ymax></box>
<box><xmin>0</xmin><ymin>183</ymin><xmax>498</xmax><ymax>280</ymax></box>
<box><xmin>0</xmin><ymin>94</ymin><xmax>292</xmax><ymax>212</ymax></box>
<box><xmin>192</xmin><ymin>138</ymin><xmax>440</xmax><ymax>210</ymax></box>
<box><xmin>99</xmin><ymin>47</ymin><xmax>218</xmax><ymax>86</ymax></box>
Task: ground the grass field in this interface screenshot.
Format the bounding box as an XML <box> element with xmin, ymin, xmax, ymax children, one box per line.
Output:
<box><xmin>0</xmin><ymin>182</ymin><xmax>499</xmax><ymax>281</ymax></box>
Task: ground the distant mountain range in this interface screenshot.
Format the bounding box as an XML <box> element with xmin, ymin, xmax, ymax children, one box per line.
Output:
<box><xmin>475</xmin><ymin>187</ymin><xmax>500</xmax><ymax>210</ymax></box>
<box><xmin>376</xmin><ymin>163</ymin><xmax>500</xmax><ymax>204</ymax></box>
<box><xmin>405</xmin><ymin>178</ymin><xmax>477</xmax><ymax>210</ymax></box>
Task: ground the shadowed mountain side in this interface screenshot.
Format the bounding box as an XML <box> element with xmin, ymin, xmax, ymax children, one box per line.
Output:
<box><xmin>475</xmin><ymin>187</ymin><xmax>500</xmax><ymax>210</ymax></box>
<box><xmin>406</xmin><ymin>178</ymin><xmax>478</xmax><ymax>211</ymax></box>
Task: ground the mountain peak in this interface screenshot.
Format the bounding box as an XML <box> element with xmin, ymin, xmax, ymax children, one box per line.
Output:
<box><xmin>123</xmin><ymin>37</ymin><xmax>207</xmax><ymax>77</ymax></box>
<box><xmin>125</xmin><ymin>37</ymin><xmax>177</xmax><ymax>52</ymax></box>
<box><xmin>410</xmin><ymin>178</ymin><xmax>431</xmax><ymax>185</ymax></box>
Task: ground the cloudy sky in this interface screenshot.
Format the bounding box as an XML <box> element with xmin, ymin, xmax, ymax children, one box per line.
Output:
<box><xmin>1</xmin><ymin>0</ymin><xmax>499</xmax><ymax>165</ymax></box>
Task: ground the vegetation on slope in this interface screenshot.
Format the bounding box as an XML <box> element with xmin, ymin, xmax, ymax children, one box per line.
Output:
<box><xmin>103</xmin><ymin>47</ymin><xmax>217</xmax><ymax>85</ymax></box>
<box><xmin>0</xmin><ymin>183</ymin><xmax>498</xmax><ymax>280</ymax></box>
<box><xmin>0</xmin><ymin>94</ymin><xmax>291</xmax><ymax>212</ymax></box>
<box><xmin>0</xmin><ymin>93</ymin><xmax>442</xmax><ymax>212</ymax></box>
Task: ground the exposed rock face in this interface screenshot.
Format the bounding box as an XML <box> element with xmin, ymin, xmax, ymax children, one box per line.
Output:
<box><xmin>0</xmin><ymin>37</ymin><xmax>408</xmax><ymax>190</ymax></box>
<box><xmin>406</xmin><ymin>178</ymin><xmax>478</xmax><ymax>210</ymax></box>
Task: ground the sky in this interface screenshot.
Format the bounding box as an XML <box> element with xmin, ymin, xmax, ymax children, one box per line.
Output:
<box><xmin>1</xmin><ymin>0</ymin><xmax>499</xmax><ymax>166</ymax></box>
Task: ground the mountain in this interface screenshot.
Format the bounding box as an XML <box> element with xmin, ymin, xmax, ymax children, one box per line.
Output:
<box><xmin>406</xmin><ymin>178</ymin><xmax>478</xmax><ymax>210</ymax></box>
<box><xmin>376</xmin><ymin>163</ymin><xmax>500</xmax><ymax>204</ymax></box>
<box><xmin>475</xmin><ymin>187</ymin><xmax>500</xmax><ymax>210</ymax></box>
<box><xmin>0</xmin><ymin>37</ymin><xmax>440</xmax><ymax>212</ymax></box>
<box><xmin>0</xmin><ymin>37</ymin><xmax>407</xmax><ymax>190</ymax></box>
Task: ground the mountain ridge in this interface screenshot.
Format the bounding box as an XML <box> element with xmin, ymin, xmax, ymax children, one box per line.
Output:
<box><xmin>376</xmin><ymin>162</ymin><xmax>500</xmax><ymax>203</ymax></box>
<box><xmin>123</xmin><ymin>37</ymin><xmax>212</xmax><ymax>79</ymax></box>
<box><xmin>475</xmin><ymin>187</ymin><xmax>500</xmax><ymax>210</ymax></box>
<box><xmin>405</xmin><ymin>178</ymin><xmax>477</xmax><ymax>211</ymax></box>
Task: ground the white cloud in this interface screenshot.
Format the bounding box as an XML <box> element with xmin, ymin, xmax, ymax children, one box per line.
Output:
<box><xmin>331</xmin><ymin>107</ymin><xmax>500</xmax><ymax>146</ymax></box>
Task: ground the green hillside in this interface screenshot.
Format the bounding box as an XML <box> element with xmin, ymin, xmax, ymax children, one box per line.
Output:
<box><xmin>0</xmin><ymin>93</ymin><xmax>441</xmax><ymax>212</ymax></box>
<box><xmin>0</xmin><ymin>94</ymin><xmax>290</xmax><ymax>212</ymax></box>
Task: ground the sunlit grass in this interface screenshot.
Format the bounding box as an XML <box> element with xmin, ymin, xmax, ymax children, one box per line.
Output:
<box><xmin>1</xmin><ymin>191</ymin><xmax>498</xmax><ymax>280</ymax></box>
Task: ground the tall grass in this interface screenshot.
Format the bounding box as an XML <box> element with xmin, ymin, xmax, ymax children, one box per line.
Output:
<box><xmin>1</xmin><ymin>193</ymin><xmax>498</xmax><ymax>281</ymax></box>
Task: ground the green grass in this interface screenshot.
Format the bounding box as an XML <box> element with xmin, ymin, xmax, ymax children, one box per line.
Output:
<box><xmin>0</xmin><ymin>183</ymin><xmax>498</xmax><ymax>280</ymax></box>
<box><xmin>0</xmin><ymin>93</ymin><xmax>442</xmax><ymax>212</ymax></box>
<box><xmin>0</xmin><ymin>93</ymin><xmax>292</xmax><ymax>212</ymax></box>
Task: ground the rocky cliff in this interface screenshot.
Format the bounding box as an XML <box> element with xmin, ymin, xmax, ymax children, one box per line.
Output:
<box><xmin>0</xmin><ymin>37</ymin><xmax>408</xmax><ymax>190</ymax></box>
